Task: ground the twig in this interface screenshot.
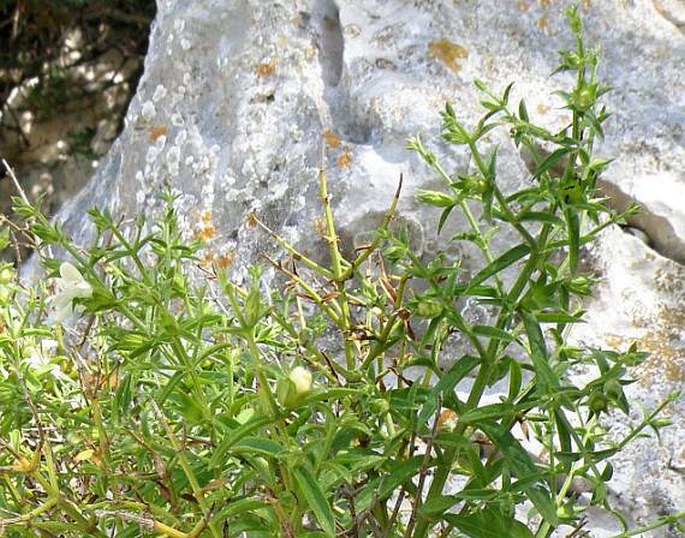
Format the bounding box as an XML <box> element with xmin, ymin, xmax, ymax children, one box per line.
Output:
<box><xmin>403</xmin><ymin>396</ymin><xmax>442</xmax><ymax>537</ymax></box>
<box><xmin>383</xmin><ymin>431</ymin><xmax>418</xmax><ymax>537</ymax></box>
<box><xmin>2</xmin><ymin>158</ymin><xmax>30</xmax><ymax>206</ymax></box>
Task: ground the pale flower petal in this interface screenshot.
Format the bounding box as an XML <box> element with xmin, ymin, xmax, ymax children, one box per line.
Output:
<box><xmin>289</xmin><ymin>366</ymin><xmax>312</xmax><ymax>394</ymax></box>
<box><xmin>60</xmin><ymin>262</ymin><xmax>83</xmax><ymax>282</ymax></box>
<box><xmin>49</xmin><ymin>262</ymin><xmax>93</xmax><ymax>323</ymax></box>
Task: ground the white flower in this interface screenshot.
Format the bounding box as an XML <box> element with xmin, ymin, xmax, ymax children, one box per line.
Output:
<box><xmin>289</xmin><ymin>366</ymin><xmax>312</xmax><ymax>395</ymax></box>
<box><xmin>24</xmin><ymin>339</ymin><xmax>63</xmax><ymax>378</ymax></box>
<box><xmin>51</xmin><ymin>262</ymin><xmax>93</xmax><ymax>322</ymax></box>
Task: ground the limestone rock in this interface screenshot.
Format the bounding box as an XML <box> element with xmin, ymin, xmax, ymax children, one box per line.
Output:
<box><xmin>41</xmin><ymin>0</ymin><xmax>684</xmax><ymax>534</ymax></box>
<box><xmin>572</xmin><ymin>227</ymin><xmax>685</xmax><ymax>537</ymax></box>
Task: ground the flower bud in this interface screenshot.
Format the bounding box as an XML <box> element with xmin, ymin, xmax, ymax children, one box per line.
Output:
<box><xmin>588</xmin><ymin>391</ymin><xmax>608</xmax><ymax>415</ymax></box>
<box><xmin>417</xmin><ymin>190</ymin><xmax>455</xmax><ymax>208</ymax></box>
<box><xmin>289</xmin><ymin>366</ymin><xmax>312</xmax><ymax>394</ymax></box>
<box><xmin>278</xmin><ymin>366</ymin><xmax>313</xmax><ymax>408</ymax></box>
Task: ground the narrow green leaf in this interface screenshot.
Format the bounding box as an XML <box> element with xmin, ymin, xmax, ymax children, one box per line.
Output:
<box><xmin>534</xmin><ymin>148</ymin><xmax>569</xmax><ymax>178</ymax></box>
<box><xmin>418</xmin><ymin>355</ymin><xmax>479</xmax><ymax>426</ymax></box>
<box><xmin>516</xmin><ymin>211</ymin><xmax>564</xmax><ymax>226</ymax></box>
<box><xmin>210</xmin><ymin>415</ymin><xmax>273</xmax><ymax>466</ymax></box>
<box><xmin>518</xmin><ymin>99</ymin><xmax>529</xmax><ymax>122</ymax></box>
<box><xmin>520</xmin><ymin>309</ymin><xmax>559</xmax><ymax>393</ymax></box>
<box><xmin>535</xmin><ymin>311</ymin><xmax>582</xmax><ymax>324</ymax></box>
<box><xmin>420</xmin><ymin>494</ymin><xmax>459</xmax><ymax>516</ymax></box>
<box><xmin>472</xmin><ymin>325</ymin><xmax>515</xmax><ymax>341</ymax></box>
<box><xmin>459</xmin><ymin>402</ymin><xmax>515</xmax><ymax>425</ymax></box>
<box><xmin>468</xmin><ymin>244</ymin><xmax>530</xmax><ymax>289</ymax></box>
<box><xmin>487</xmin><ymin>145</ymin><xmax>498</xmax><ymax>181</ymax></box>
<box><xmin>113</xmin><ymin>373</ymin><xmax>132</xmax><ymax>421</ymax></box>
<box><xmin>475</xmin><ymin>122</ymin><xmax>498</xmax><ymax>140</ymax></box>
<box><xmin>11</xmin><ymin>196</ymin><xmax>39</xmax><ymax>218</ymax></box>
<box><xmin>554</xmin><ymin>408</ymin><xmax>572</xmax><ymax>454</ymax></box>
<box><xmin>31</xmin><ymin>223</ymin><xmax>61</xmax><ymax>243</ymax></box>
<box><xmin>461</xmin><ymin>285</ymin><xmax>499</xmax><ymax>299</ymax></box>
<box><xmin>294</xmin><ymin>466</ymin><xmax>336</xmax><ymax>537</ymax></box>
<box><xmin>588</xmin><ymin>111</ymin><xmax>606</xmax><ymax>139</ymax></box>
<box><xmin>301</xmin><ymin>387</ymin><xmax>358</xmax><ymax>406</ymax></box>
<box><xmin>564</xmin><ymin>205</ymin><xmax>580</xmax><ymax>273</ymax></box>
<box><xmin>0</xmin><ymin>227</ymin><xmax>10</xmax><ymax>250</ymax></box>
<box><xmin>502</xmin><ymin>82</ymin><xmax>514</xmax><ymax>104</ymax></box>
<box><xmin>444</xmin><ymin>507</ymin><xmax>535</xmax><ymax>538</ymax></box>
<box><xmin>473</xmin><ymin>79</ymin><xmax>488</xmax><ymax>92</ymax></box>
<box><xmin>438</xmin><ymin>205</ymin><xmax>455</xmax><ymax>234</ymax></box>
<box><xmin>478</xmin><ymin>421</ymin><xmax>559</xmax><ymax>525</ymax></box>
<box><xmin>377</xmin><ymin>456</ymin><xmax>424</xmax><ymax>500</ymax></box>
<box><xmin>417</xmin><ymin>189</ymin><xmax>455</xmax><ymax>208</ymax></box>
<box><xmin>214</xmin><ymin>498</ymin><xmax>270</xmax><ymax>521</ymax></box>
<box><xmin>331</xmin><ymin>451</ymin><xmax>386</xmax><ymax>472</ymax></box>
<box><xmin>508</xmin><ymin>360</ymin><xmax>522</xmax><ymax>401</ymax></box>
<box><xmin>233</xmin><ymin>437</ymin><xmax>286</xmax><ymax>457</ymax></box>
<box><xmin>455</xmin><ymin>489</ymin><xmax>502</xmax><ymax>501</ymax></box>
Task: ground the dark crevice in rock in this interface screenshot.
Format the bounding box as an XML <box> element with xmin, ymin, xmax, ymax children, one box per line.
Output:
<box><xmin>652</xmin><ymin>0</ymin><xmax>685</xmax><ymax>34</ymax></box>
<box><xmin>307</xmin><ymin>1</ymin><xmax>374</xmax><ymax>146</ymax></box>
<box><xmin>520</xmin><ymin>144</ymin><xmax>685</xmax><ymax>265</ymax></box>
<box><xmin>312</xmin><ymin>0</ymin><xmax>344</xmax><ymax>87</ymax></box>
<box><xmin>597</xmin><ymin>178</ymin><xmax>685</xmax><ymax>265</ymax></box>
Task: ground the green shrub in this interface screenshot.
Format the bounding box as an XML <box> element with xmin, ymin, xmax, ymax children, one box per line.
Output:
<box><xmin>0</xmin><ymin>7</ymin><xmax>681</xmax><ymax>538</ymax></box>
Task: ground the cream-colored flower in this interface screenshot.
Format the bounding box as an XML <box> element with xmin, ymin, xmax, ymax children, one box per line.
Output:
<box><xmin>52</xmin><ymin>262</ymin><xmax>92</xmax><ymax>322</ymax></box>
<box><xmin>24</xmin><ymin>339</ymin><xmax>63</xmax><ymax>378</ymax></box>
<box><xmin>289</xmin><ymin>366</ymin><xmax>312</xmax><ymax>395</ymax></box>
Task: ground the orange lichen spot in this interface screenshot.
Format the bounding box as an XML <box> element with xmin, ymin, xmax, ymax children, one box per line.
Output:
<box><xmin>255</xmin><ymin>61</ymin><xmax>277</xmax><ymax>77</ymax></box>
<box><xmin>82</xmin><ymin>369</ymin><xmax>119</xmax><ymax>397</ymax></box>
<box><xmin>106</xmin><ymin>371</ymin><xmax>120</xmax><ymax>390</ymax></box>
<box><xmin>537</xmin><ymin>14</ymin><xmax>555</xmax><ymax>35</ymax></box>
<box><xmin>216</xmin><ymin>252</ymin><xmax>234</xmax><ymax>269</ymax></box>
<box><xmin>148</xmin><ymin>126</ymin><xmax>168</xmax><ymax>141</ymax></box>
<box><xmin>246</xmin><ymin>210</ymin><xmax>259</xmax><ymax>228</ymax></box>
<box><xmin>322</xmin><ymin>129</ymin><xmax>341</xmax><ymax>148</ymax></box>
<box><xmin>201</xmin><ymin>251</ymin><xmax>216</xmax><ymax>266</ymax></box>
<box><xmin>539</xmin><ymin>0</ymin><xmax>552</xmax><ymax>7</ymax></box>
<box><xmin>336</xmin><ymin>149</ymin><xmax>352</xmax><ymax>168</ymax></box>
<box><xmin>194</xmin><ymin>209</ymin><xmax>216</xmax><ymax>242</ymax></box>
<box><xmin>517</xmin><ymin>0</ymin><xmax>530</xmax><ymax>11</ymax></box>
<box><xmin>427</xmin><ymin>39</ymin><xmax>468</xmax><ymax>72</ymax></box>
<box><xmin>197</xmin><ymin>225</ymin><xmax>216</xmax><ymax>242</ymax></box>
<box><xmin>313</xmin><ymin>217</ymin><xmax>327</xmax><ymax>237</ymax></box>
<box><xmin>582</xmin><ymin>0</ymin><xmax>592</xmax><ymax>9</ymax></box>
<box><xmin>437</xmin><ymin>409</ymin><xmax>458</xmax><ymax>430</ymax></box>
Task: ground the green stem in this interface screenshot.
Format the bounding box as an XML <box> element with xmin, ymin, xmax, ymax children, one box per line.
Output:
<box><xmin>467</xmin><ymin>139</ymin><xmax>536</xmax><ymax>248</ymax></box>
<box><xmin>152</xmin><ymin>400</ymin><xmax>222</xmax><ymax>538</ymax></box>
<box><xmin>413</xmin><ymin>222</ymin><xmax>549</xmax><ymax>537</ymax></box>
<box><xmin>319</xmin><ymin>153</ymin><xmax>356</xmax><ymax>371</ymax></box>
<box><xmin>608</xmin><ymin>511</ymin><xmax>685</xmax><ymax>538</ymax></box>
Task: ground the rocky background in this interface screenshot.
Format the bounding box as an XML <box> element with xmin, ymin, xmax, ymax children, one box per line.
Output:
<box><xmin>6</xmin><ymin>0</ymin><xmax>684</xmax><ymax>536</ymax></box>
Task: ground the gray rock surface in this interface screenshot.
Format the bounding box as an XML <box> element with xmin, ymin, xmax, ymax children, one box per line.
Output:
<box><xmin>42</xmin><ymin>0</ymin><xmax>684</xmax><ymax>535</ymax></box>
